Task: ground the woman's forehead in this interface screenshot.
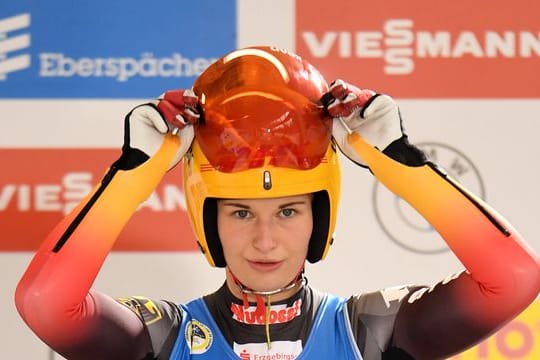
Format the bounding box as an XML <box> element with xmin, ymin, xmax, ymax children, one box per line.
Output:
<box><xmin>218</xmin><ymin>194</ymin><xmax>313</xmax><ymax>206</ymax></box>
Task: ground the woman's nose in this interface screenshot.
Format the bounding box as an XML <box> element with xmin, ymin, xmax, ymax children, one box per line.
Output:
<box><xmin>252</xmin><ymin>219</ymin><xmax>277</xmax><ymax>252</ymax></box>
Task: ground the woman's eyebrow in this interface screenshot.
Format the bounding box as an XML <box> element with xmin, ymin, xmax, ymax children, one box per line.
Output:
<box><xmin>220</xmin><ymin>200</ymin><xmax>308</xmax><ymax>209</ymax></box>
<box><xmin>221</xmin><ymin>202</ymin><xmax>251</xmax><ymax>209</ymax></box>
<box><xmin>278</xmin><ymin>201</ymin><xmax>308</xmax><ymax>209</ymax></box>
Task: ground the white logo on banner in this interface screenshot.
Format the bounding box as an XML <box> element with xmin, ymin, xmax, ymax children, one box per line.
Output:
<box><xmin>0</xmin><ymin>170</ymin><xmax>187</xmax><ymax>215</ymax></box>
<box><xmin>0</xmin><ymin>13</ymin><xmax>31</xmax><ymax>80</ymax></box>
<box><xmin>0</xmin><ymin>13</ymin><xmax>215</xmax><ymax>83</ymax></box>
<box><xmin>303</xmin><ymin>19</ymin><xmax>540</xmax><ymax>75</ymax></box>
<box><xmin>39</xmin><ymin>52</ymin><xmax>216</xmax><ymax>82</ymax></box>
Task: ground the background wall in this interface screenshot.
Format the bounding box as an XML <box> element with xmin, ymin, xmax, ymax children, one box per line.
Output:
<box><xmin>1</xmin><ymin>0</ymin><xmax>539</xmax><ymax>358</ymax></box>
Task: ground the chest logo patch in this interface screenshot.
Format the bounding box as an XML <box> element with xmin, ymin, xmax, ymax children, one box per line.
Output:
<box><xmin>231</xmin><ymin>298</ymin><xmax>302</xmax><ymax>325</ymax></box>
<box><xmin>185</xmin><ymin>319</ymin><xmax>213</xmax><ymax>354</ymax></box>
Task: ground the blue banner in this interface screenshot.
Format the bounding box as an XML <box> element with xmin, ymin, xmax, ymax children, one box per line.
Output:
<box><xmin>0</xmin><ymin>0</ymin><xmax>236</xmax><ymax>98</ymax></box>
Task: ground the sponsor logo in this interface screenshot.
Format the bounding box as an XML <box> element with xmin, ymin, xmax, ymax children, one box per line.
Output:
<box><xmin>185</xmin><ymin>319</ymin><xmax>213</xmax><ymax>354</ymax></box>
<box><xmin>0</xmin><ymin>13</ymin><xmax>31</xmax><ymax>80</ymax></box>
<box><xmin>39</xmin><ymin>52</ymin><xmax>216</xmax><ymax>82</ymax></box>
<box><xmin>0</xmin><ymin>1</ymin><xmax>236</xmax><ymax>97</ymax></box>
<box><xmin>0</xmin><ymin>170</ymin><xmax>185</xmax><ymax>215</ymax></box>
<box><xmin>234</xmin><ymin>340</ymin><xmax>302</xmax><ymax>360</ymax></box>
<box><xmin>296</xmin><ymin>0</ymin><xmax>540</xmax><ymax>97</ymax></box>
<box><xmin>302</xmin><ymin>18</ymin><xmax>540</xmax><ymax>76</ymax></box>
<box><xmin>231</xmin><ymin>299</ymin><xmax>302</xmax><ymax>325</ymax></box>
<box><xmin>0</xmin><ymin>149</ymin><xmax>196</xmax><ymax>251</ymax></box>
<box><xmin>116</xmin><ymin>296</ymin><xmax>163</xmax><ymax>325</ymax></box>
<box><xmin>372</xmin><ymin>143</ymin><xmax>485</xmax><ymax>254</ymax></box>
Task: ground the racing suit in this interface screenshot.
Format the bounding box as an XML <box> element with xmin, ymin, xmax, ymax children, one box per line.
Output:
<box><xmin>15</xmin><ymin>133</ymin><xmax>540</xmax><ymax>359</ymax></box>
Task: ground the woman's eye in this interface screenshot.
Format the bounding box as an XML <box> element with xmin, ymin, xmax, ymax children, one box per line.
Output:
<box><xmin>280</xmin><ymin>208</ymin><xmax>296</xmax><ymax>217</ymax></box>
<box><xmin>234</xmin><ymin>210</ymin><xmax>250</xmax><ymax>218</ymax></box>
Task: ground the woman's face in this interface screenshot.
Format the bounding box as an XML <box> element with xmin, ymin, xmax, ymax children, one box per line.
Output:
<box><xmin>217</xmin><ymin>194</ymin><xmax>313</xmax><ymax>300</ymax></box>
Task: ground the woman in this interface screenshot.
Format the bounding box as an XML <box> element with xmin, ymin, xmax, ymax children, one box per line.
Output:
<box><xmin>15</xmin><ymin>46</ymin><xmax>540</xmax><ymax>359</ymax></box>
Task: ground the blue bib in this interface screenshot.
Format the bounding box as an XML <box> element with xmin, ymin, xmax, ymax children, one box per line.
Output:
<box><xmin>169</xmin><ymin>293</ymin><xmax>362</xmax><ymax>359</ymax></box>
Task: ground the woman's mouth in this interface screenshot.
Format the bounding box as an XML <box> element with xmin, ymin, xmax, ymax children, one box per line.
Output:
<box><xmin>248</xmin><ymin>260</ymin><xmax>282</xmax><ymax>272</ymax></box>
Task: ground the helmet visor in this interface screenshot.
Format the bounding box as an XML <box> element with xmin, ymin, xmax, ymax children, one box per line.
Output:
<box><xmin>195</xmin><ymin>89</ymin><xmax>332</xmax><ymax>173</ymax></box>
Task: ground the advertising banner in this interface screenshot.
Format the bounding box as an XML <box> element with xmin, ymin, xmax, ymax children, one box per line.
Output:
<box><xmin>0</xmin><ymin>0</ymin><xmax>236</xmax><ymax>98</ymax></box>
<box><xmin>451</xmin><ymin>301</ymin><xmax>540</xmax><ymax>359</ymax></box>
<box><xmin>0</xmin><ymin>148</ymin><xmax>196</xmax><ymax>251</ymax></box>
<box><xmin>296</xmin><ymin>0</ymin><xmax>540</xmax><ymax>98</ymax></box>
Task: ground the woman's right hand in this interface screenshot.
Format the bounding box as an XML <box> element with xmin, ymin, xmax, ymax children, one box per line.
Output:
<box><xmin>116</xmin><ymin>89</ymin><xmax>199</xmax><ymax>171</ymax></box>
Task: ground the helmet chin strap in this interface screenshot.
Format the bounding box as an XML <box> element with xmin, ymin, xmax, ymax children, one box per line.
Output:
<box><xmin>227</xmin><ymin>265</ymin><xmax>307</xmax><ymax>350</ymax></box>
<box><xmin>233</xmin><ymin>271</ymin><xmax>307</xmax><ymax>298</ymax></box>
<box><xmin>228</xmin><ymin>265</ymin><xmax>306</xmax><ymax>300</ymax></box>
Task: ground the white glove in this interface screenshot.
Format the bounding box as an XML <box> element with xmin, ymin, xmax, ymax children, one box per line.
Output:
<box><xmin>324</xmin><ymin>79</ymin><xmax>404</xmax><ymax>167</ymax></box>
<box><xmin>116</xmin><ymin>89</ymin><xmax>199</xmax><ymax>170</ymax></box>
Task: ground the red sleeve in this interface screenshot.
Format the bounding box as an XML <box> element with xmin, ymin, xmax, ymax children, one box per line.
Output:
<box><xmin>15</xmin><ymin>135</ymin><xmax>180</xmax><ymax>360</ymax></box>
<box><xmin>350</xmin><ymin>133</ymin><xmax>540</xmax><ymax>359</ymax></box>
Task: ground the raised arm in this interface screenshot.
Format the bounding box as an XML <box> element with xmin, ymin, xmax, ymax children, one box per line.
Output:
<box><xmin>15</xmin><ymin>91</ymin><xmax>198</xmax><ymax>359</ymax></box>
<box><xmin>325</xmin><ymin>80</ymin><xmax>540</xmax><ymax>359</ymax></box>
